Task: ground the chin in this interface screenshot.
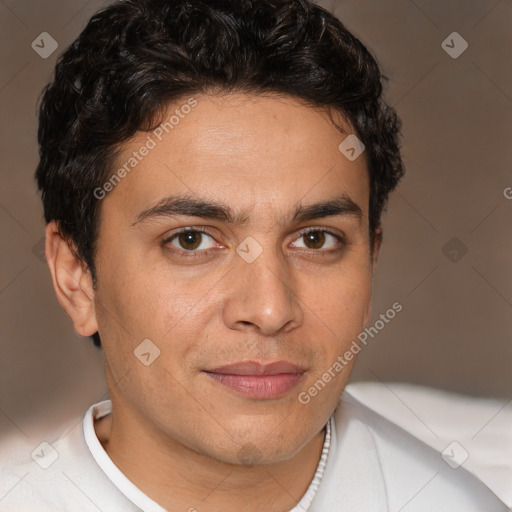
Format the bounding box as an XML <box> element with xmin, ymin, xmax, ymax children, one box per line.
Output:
<box><xmin>217</xmin><ymin>440</ymin><xmax>301</xmax><ymax>467</ymax></box>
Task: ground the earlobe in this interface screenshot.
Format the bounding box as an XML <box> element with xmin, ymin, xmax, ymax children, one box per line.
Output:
<box><xmin>45</xmin><ymin>221</ymin><xmax>98</xmax><ymax>337</ymax></box>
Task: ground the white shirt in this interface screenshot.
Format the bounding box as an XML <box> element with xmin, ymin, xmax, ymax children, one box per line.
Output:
<box><xmin>1</xmin><ymin>383</ymin><xmax>511</xmax><ymax>511</ymax></box>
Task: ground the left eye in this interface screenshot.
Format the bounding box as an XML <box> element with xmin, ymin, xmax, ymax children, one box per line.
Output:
<box><xmin>167</xmin><ymin>230</ymin><xmax>218</xmax><ymax>251</ymax></box>
<box><xmin>291</xmin><ymin>230</ymin><xmax>341</xmax><ymax>250</ymax></box>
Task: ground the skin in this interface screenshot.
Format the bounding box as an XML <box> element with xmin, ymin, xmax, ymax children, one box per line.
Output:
<box><xmin>46</xmin><ymin>92</ymin><xmax>381</xmax><ymax>512</ymax></box>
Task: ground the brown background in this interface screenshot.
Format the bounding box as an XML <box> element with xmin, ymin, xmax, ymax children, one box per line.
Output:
<box><xmin>1</xmin><ymin>0</ymin><xmax>511</xmax><ymax>439</ymax></box>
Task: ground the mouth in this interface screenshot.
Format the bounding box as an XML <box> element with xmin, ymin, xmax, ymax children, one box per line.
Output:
<box><xmin>203</xmin><ymin>361</ymin><xmax>307</xmax><ymax>400</ymax></box>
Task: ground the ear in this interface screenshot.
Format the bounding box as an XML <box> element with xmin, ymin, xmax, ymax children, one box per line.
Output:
<box><xmin>45</xmin><ymin>221</ymin><xmax>98</xmax><ymax>337</ymax></box>
<box><xmin>370</xmin><ymin>227</ymin><xmax>383</xmax><ymax>275</ymax></box>
<box><xmin>362</xmin><ymin>227</ymin><xmax>383</xmax><ymax>328</ymax></box>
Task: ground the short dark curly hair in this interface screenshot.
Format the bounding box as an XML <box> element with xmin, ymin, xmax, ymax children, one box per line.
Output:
<box><xmin>35</xmin><ymin>0</ymin><xmax>405</xmax><ymax>347</ymax></box>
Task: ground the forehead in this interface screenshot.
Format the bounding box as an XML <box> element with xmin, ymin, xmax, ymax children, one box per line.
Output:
<box><xmin>105</xmin><ymin>93</ymin><xmax>370</xmax><ymax>221</ymax></box>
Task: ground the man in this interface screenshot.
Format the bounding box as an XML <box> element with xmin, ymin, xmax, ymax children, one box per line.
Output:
<box><xmin>1</xmin><ymin>0</ymin><xmax>509</xmax><ymax>510</ymax></box>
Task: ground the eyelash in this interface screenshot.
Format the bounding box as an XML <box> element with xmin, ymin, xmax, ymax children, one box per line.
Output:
<box><xmin>162</xmin><ymin>227</ymin><xmax>345</xmax><ymax>259</ymax></box>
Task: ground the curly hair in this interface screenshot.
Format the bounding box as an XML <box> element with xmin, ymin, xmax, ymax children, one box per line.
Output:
<box><xmin>35</xmin><ymin>0</ymin><xmax>405</xmax><ymax>347</ymax></box>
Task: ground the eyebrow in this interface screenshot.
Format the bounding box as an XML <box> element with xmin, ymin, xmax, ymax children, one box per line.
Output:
<box><xmin>131</xmin><ymin>193</ymin><xmax>363</xmax><ymax>227</ymax></box>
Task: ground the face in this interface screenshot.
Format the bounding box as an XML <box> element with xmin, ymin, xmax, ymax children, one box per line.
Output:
<box><xmin>90</xmin><ymin>93</ymin><xmax>376</xmax><ymax>465</ymax></box>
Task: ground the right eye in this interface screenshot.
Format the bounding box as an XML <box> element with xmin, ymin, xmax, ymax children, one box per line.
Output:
<box><xmin>163</xmin><ymin>228</ymin><xmax>222</xmax><ymax>256</ymax></box>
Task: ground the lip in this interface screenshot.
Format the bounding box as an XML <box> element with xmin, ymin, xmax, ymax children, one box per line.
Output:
<box><xmin>204</xmin><ymin>360</ymin><xmax>306</xmax><ymax>399</ymax></box>
<box><xmin>208</xmin><ymin>360</ymin><xmax>306</xmax><ymax>376</ymax></box>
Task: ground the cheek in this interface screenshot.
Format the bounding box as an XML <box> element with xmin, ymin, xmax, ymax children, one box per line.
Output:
<box><xmin>308</xmin><ymin>263</ymin><xmax>372</xmax><ymax>341</ymax></box>
<box><xmin>298</xmin><ymin>267</ymin><xmax>371</xmax><ymax>409</ymax></box>
<box><xmin>95</xmin><ymin>257</ymin><xmax>221</xmax><ymax>360</ymax></box>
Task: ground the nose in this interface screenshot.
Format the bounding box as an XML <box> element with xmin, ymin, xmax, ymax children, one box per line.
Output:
<box><xmin>222</xmin><ymin>248</ymin><xmax>304</xmax><ymax>336</ymax></box>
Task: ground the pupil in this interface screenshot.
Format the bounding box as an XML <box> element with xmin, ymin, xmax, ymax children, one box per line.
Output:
<box><xmin>179</xmin><ymin>231</ymin><xmax>201</xmax><ymax>250</ymax></box>
<box><xmin>305</xmin><ymin>231</ymin><xmax>325</xmax><ymax>249</ymax></box>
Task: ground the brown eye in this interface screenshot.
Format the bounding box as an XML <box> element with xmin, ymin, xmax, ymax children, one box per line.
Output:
<box><xmin>166</xmin><ymin>230</ymin><xmax>217</xmax><ymax>252</ymax></box>
<box><xmin>303</xmin><ymin>230</ymin><xmax>325</xmax><ymax>249</ymax></box>
<box><xmin>290</xmin><ymin>229</ymin><xmax>343</xmax><ymax>251</ymax></box>
<box><xmin>178</xmin><ymin>231</ymin><xmax>202</xmax><ymax>250</ymax></box>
